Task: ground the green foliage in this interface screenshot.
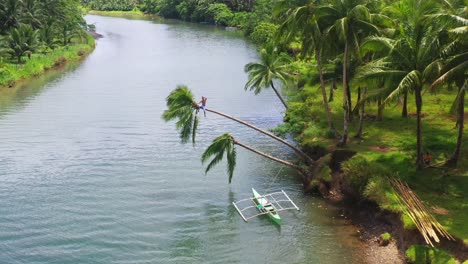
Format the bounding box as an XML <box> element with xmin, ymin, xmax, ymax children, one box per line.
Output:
<box><xmin>250</xmin><ymin>22</ymin><xmax>278</xmax><ymax>45</ymax></box>
<box><xmin>156</xmin><ymin>0</ymin><xmax>182</xmax><ymax>18</ymax></box>
<box><xmin>230</xmin><ymin>12</ymin><xmax>247</xmax><ymax>28</ymax></box>
<box><xmin>86</xmin><ymin>0</ymin><xmax>135</xmax><ymax>11</ymax></box>
<box><xmin>162</xmin><ymin>85</ymin><xmax>199</xmax><ymax>144</ymax></box>
<box><xmin>363</xmin><ymin>174</ymin><xmax>400</xmax><ymax>211</ymax></box>
<box><xmin>139</xmin><ymin>0</ymin><xmax>158</xmax><ymax>14</ymax></box>
<box><xmin>1</xmin><ymin>0</ymin><xmax>88</xmax><ymax>69</ymax></box>
<box><xmin>201</xmin><ymin>133</ymin><xmax>237</xmax><ymax>183</ymax></box>
<box><xmin>342</xmin><ymin>155</ymin><xmax>394</xmax><ymax>196</ymax></box>
<box><xmin>3</xmin><ymin>24</ymin><xmax>39</xmax><ymax>63</ymax></box>
<box><xmin>242</xmin><ymin>0</ymin><xmax>272</xmax><ymax>36</ymax></box>
<box><xmin>244</xmin><ymin>44</ymin><xmax>293</xmax><ymax>108</ymax></box>
<box><xmin>209</xmin><ymin>4</ymin><xmax>233</xmax><ymax>26</ymax></box>
<box><xmin>380</xmin><ymin>232</ymin><xmax>392</xmax><ymax>242</ymax></box>
<box><xmin>0</xmin><ymin>0</ymin><xmax>22</xmax><ymax>32</ymax></box>
<box><xmin>0</xmin><ymin>34</ymin><xmax>95</xmax><ymax>87</ymax></box>
<box><xmin>406</xmin><ymin>245</ymin><xmax>459</xmax><ymax>264</ymax></box>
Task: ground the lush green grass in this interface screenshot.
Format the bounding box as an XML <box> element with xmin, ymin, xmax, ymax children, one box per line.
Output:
<box><xmin>286</xmin><ymin>80</ymin><xmax>468</xmax><ymax>246</ymax></box>
<box><xmin>406</xmin><ymin>245</ymin><xmax>460</xmax><ymax>264</ymax></box>
<box><xmin>0</xmin><ymin>35</ymin><xmax>95</xmax><ymax>87</ymax></box>
<box><xmin>87</xmin><ymin>9</ymin><xmax>157</xmax><ymax>20</ymax></box>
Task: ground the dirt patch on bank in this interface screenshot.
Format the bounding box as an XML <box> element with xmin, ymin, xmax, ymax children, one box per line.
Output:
<box><xmin>88</xmin><ymin>31</ymin><xmax>103</xmax><ymax>39</ymax></box>
<box><xmin>369</xmin><ymin>145</ymin><xmax>392</xmax><ymax>153</ymax></box>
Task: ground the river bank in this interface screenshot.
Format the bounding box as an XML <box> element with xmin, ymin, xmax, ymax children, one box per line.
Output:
<box><xmin>0</xmin><ymin>34</ymin><xmax>96</xmax><ymax>89</ymax></box>
<box><xmin>292</xmin><ymin>81</ymin><xmax>468</xmax><ymax>263</ymax></box>
<box><xmin>87</xmin><ymin>10</ymin><xmax>158</xmax><ymax>20</ymax></box>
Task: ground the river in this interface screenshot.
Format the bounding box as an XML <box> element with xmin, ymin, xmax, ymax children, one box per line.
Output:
<box><xmin>0</xmin><ymin>15</ymin><xmax>366</xmax><ymax>263</ymax></box>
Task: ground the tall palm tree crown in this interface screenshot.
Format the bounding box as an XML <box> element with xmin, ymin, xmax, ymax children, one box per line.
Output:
<box><xmin>244</xmin><ymin>44</ymin><xmax>294</xmax><ymax>109</ymax></box>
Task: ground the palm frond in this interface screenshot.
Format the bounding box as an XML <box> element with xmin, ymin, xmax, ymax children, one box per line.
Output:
<box><xmin>383</xmin><ymin>70</ymin><xmax>422</xmax><ymax>105</ymax></box>
<box><xmin>201</xmin><ymin>134</ymin><xmax>237</xmax><ymax>183</ymax></box>
<box><xmin>192</xmin><ymin>114</ymin><xmax>198</xmax><ymax>146</ymax></box>
<box><xmin>163</xmin><ymin>85</ymin><xmax>199</xmax><ymax>144</ymax></box>
<box><xmin>449</xmin><ymin>26</ymin><xmax>468</xmax><ymax>35</ymax></box>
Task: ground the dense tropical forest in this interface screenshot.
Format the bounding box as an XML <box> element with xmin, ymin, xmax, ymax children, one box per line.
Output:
<box><xmin>0</xmin><ymin>0</ymin><xmax>94</xmax><ymax>86</ymax></box>
<box><xmin>82</xmin><ymin>0</ymin><xmax>276</xmax><ymax>43</ymax></box>
<box><xmin>159</xmin><ymin>0</ymin><xmax>467</xmax><ymax>262</ymax></box>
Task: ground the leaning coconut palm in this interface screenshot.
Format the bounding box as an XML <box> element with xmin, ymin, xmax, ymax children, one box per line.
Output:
<box><xmin>202</xmin><ymin>133</ymin><xmax>306</xmax><ymax>183</ymax></box>
<box><xmin>163</xmin><ymin>85</ymin><xmax>315</xmax><ymax>165</ymax></box>
<box><xmin>244</xmin><ymin>44</ymin><xmax>293</xmax><ymax>110</ymax></box>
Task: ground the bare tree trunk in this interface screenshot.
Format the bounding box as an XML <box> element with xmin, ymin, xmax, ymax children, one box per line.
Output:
<box><xmin>206</xmin><ymin>108</ymin><xmax>314</xmax><ymax>165</ymax></box>
<box><xmin>316</xmin><ymin>48</ymin><xmax>338</xmax><ymax>138</ymax></box>
<box><xmin>234</xmin><ymin>140</ymin><xmax>307</xmax><ymax>178</ymax></box>
<box><xmin>446</xmin><ymin>84</ymin><xmax>465</xmax><ymax>167</ymax></box>
<box><xmin>270</xmin><ymin>81</ymin><xmax>288</xmax><ymax>109</ymax></box>
<box><xmin>338</xmin><ymin>43</ymin><xmax>349</xmax><ymax>146</ymax></box>
<box><xmin>402</xmin><ymin>90</ymin><xmax>408</xmax><ymax>117</ymax></box>
<box><xmin>355</xmin><ymin>87</ymin><xmax>367</xmax><ymax>138</ymax></box>
<box><xmin>415</xmin><ymin>87</ymin><xmax>424</xmax><ymax>170</ymax></box>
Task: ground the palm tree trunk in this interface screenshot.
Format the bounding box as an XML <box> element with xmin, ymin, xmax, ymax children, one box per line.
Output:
<box><xmin>316</xmin><ymin>49</ymin><xmax>338</xmax><ymax>138</ymax></box>
<box><xmin>377</xmin><ymin>98</ymin><xmax>383</xmax><ymax>121</ymax></box>
<box><xmin>205</xmin><ymin>108</ymin><xmax>314</xmax><ymax>165</ymax></box>
<box><xmin>329</xmin><ymin>81</ymin><xmax>335</xmax><ymax>102</ymax></box>
<box><xmin>355</xmin><ymin>87</ymin><xmax>367</xmax><ymax>138</ymax></box>
<box><xmin>339</xmin><ymin>43</ymin><xmax>349</xmax><ymax>146</ymax></box>
<box><xmin>270</xmin><ymin>81</ymin><xmax>288</xmax><ymax>109</ymax></box>
<box><xmin>415</xmin><ymin>87</ymin><xmax>424</xmax><ymax>170</ymax></box>
<box><xmin>446</xmin><ymin>85</ymin><xmax>465</xmax><ymax>167</ymax></box>
<box><xmin>347</xmin><ymin>80</ymin><xmax>353</xmax><ymax>121</ymax></box>
<box><xmin>402</xmin><ymin>90</ymin><xmax>408</xmax><ymax>117</ymax></box>
<box><xmin>234</xmin><ymin>140</ymin><xmax>306</xmax><ymax>177</ymax></box>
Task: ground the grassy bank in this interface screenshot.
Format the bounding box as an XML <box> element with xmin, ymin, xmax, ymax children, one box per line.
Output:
<box><xmin>0</xmin><ymin>35</ymin><xmax>95</xmax><ymax>88</ymax></box>
<box><xmin>285</xmin><ymin>79</ymin><xmax>468</xmax><ymax>260</ymax></box>
<box><xmin>87</xmin><ymin>9</ymin><xmax>157</xmax><ymax>20</ymax></box>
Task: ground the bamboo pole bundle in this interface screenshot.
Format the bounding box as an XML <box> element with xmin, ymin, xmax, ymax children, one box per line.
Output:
<box><xmin>389</xmin><ymin>178</ymin><xmax>455</xmax><ymax>247</ymax></box>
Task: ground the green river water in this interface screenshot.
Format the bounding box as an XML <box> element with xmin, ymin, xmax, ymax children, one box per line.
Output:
<box><xmin>0</xmin><ymin>15</ymin><xmax>367</xmax><ymax>263</ymax></box>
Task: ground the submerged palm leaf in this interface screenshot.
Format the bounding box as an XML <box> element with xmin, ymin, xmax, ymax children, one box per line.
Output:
<box><xmin>201</xmin><ymin>134</ymin><xmax>237</xmax><ymax>183</ymax></box>
<box><xmin>162</xmin><ymin>85</ymin><xmax>199</xmax><ymax>144</ymax></box>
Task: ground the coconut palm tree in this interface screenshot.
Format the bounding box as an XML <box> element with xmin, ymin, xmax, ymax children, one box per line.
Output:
<box><xmin>0</xmin><ymin>0</ymin><xmax>23</xmax><ymax>32</ymax></box>
<box><xmin>4</xmin><ymin>24</ymin><xmax>39</xmax><ymax>63</ymax></box>
<box><xmin>244</xmin><ymin>44</ymin><xmax>293</xmax><ymax>109</ymax></box>
<box><xmin>321</xmin><ymin>0</ymin><xmax>380</xmax><ymax>146</ymax></box>
<box><xmin>21</xmin><ymin>0</ymin><xmax>44</xmax><ymax>30</ymax></box>
<box><xmin>202</xmin><ymin>133</ymin><xmax>306</xmax><ymax>183</ymax></box>
<box><xmin>431</xmin><ymin>51</ymin><xmax>468</xmax><ymax>167</ymax></box>
<box><xmin>277</xmin><ymin>0</ymin><xmax>339</xmax><ymax>137</ymax></box>
<box><xmin>354</xmin><ymin>0</ymin><xmax>445</xmax><ymax>169</ymax></box>
<box><xmin>163</xmin><ymin>85</ymin><xmax>315</xmax><ymax>165</ymax></box>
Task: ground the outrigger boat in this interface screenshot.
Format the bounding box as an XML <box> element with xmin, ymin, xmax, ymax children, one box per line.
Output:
<box><xmin>232</xmin><ymin>188</ymin><xmax>299</xmax><ymax>225</ymax></box>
